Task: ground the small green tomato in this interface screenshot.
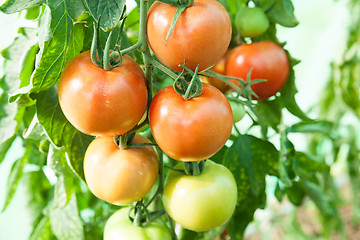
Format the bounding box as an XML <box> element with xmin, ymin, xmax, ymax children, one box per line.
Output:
<box><xmin>104</xmin><ymin>207</ymin><xmax>172</xmax><ymax>240</ymax></box>
<box><xmin>229</xmin><ymin>100</ymin><xmax>246</xmax><ymax>123</ymax></box>
<box><xmin>235</xmin><ymin>7</ymin><xmax>270</xmax><ymax>38</ymax></box>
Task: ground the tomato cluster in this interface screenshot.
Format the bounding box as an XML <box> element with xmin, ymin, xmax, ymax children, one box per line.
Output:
<box><xmin>56</xmin><ymin>0</ymin><xmax>290</xmax><ymax>238</ymax></box>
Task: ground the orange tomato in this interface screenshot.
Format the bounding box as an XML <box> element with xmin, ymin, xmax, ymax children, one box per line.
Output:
<box><xmin>84</xmin><ymin>134</ymin><xmax>159</xmax><ymax>205</ymax></box>
<box><xmin>226</xmin><ymin>41</ymin><xmax>289</xmax><ymax>100</ymax></box>
<box><xmin>58</xmin><ymin>51</ymin><xmax>147</xmax><ymax>136</ymax></box>
<box><xmin>149</xmin><ymin>84</ymin><xmax>233</xmax><ymax>162</ymax></box>
<box><xmin>147</xmin><ymin>0</ymin><xmax>231</xmax><ymax>72</ymax></box>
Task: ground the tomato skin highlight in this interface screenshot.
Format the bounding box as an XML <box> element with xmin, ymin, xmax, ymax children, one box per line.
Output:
<box><xmin>58</xmin><ymin>51</ymin><xmax>147</xmax><ymax>137</ymax></box>
<box><xmin>84</xmin><ymin>134</ymin><xmax>159</xmax><ymax>205</ymax></box>
<box><xmin>226</xmin><ymin>41</ymin><xmax>289</xmax><ymax>100</ymax></box>
<box><xmin>147</xmin><ymin>0</ymin><xmax>231</xmax><ymax>72</ymax></box>
<box><xmin>149</xmin><ymin>84</ymin><xmax>233</xmax><ymax>162</ymax></box>
<box><xmin>163</xmin><ymin>160</ymin><xmax>237</xmax><ymax>232</ymax></box>
<box><xmin>104</xmin><ymin>207</ymin><xmax>172</xmax><ymax>240</ymax></box>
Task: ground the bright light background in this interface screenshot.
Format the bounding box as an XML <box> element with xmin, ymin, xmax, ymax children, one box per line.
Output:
<box><xmin>0</xmin><ymin>0</ymin><xmax>351</xmax><ymax>239</ymax></box>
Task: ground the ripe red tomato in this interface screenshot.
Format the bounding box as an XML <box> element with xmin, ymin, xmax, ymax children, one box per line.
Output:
<box><xmin>149</xmin><ymin>84</ymin><xmax>233</xmax><ymax>162</ymax></box>
<box><xmin>200</xmin><ymin>54</ymin><xmax>230</xmax><ymax>93</ymax></box>
<box><xmin>163</xmin><ymin>160</ymin><xmax>237</xmax><ymax>232</ymax></box>
<box><xmin>58</xmin><ymin>51</ymin><xmax>147</xmax><ymax>136</ymax></box>
<box><xmin>226</xmin><ymin>41</ymin><xmax>289</xmax><ymax>100</ymax></box>
<box><xmin>84</xmin><ymin>134</ymin><xmax>159</xmax><ymax>205</ymax></box>
<box><xmin>147</xmin><ymin>0</ymin><xmax>231</xmax><ymax>72</ymax></box>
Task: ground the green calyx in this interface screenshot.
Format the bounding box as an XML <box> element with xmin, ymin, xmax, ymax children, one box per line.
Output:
<box><xmin>129</xmin><ymin>199</ymin><xmax>166</xmax><ymax>227</ymax></box>
<box><xmin>157</xmin><ymin>0</ymin><xmax>194</xmax><ymax>44</ymax></box>
<box><xmin>173</xmin><ymin>64</ymin><xmax>203</xmax><ymax>100</ymax></box>
<box><xmin>90</xmin><ymin>12</ymin><xmax>126</xmax><ymax>70</ymax></box>
<box><xmin>184</xmin><ymin>161</ymin><xmax>206</xmax><ymax>176</ymax></box>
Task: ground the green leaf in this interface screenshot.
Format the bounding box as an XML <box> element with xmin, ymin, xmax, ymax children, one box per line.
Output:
<box><xmin>23</xmin><ymin>115</ymin><xmax>47</xmax><ymax>140</ymax></box>
<box><xmin>1</xmin><ymin>28</ymin><xmax>37</xmax><ymax>92</ymax></box>
<box><xmin>254</xmin><ymin>99</ymin><xmax>282</xmax><ymax>131</ymax></box>
<box><xmin>223</xmin><ymin>134</ymin><xmax>279</xmax><ymax>238</ymax></box>
<box><xmin>280</xmin><ymin>56</ymin><xmax>311</xmax><ymax>121</ymax></box>
<box><xmin>35</xmin><ymin>86</ymin><xmax>93</xmax><ymax>180</ymax></box>
<box><xmin>285</xmin><ymin>181</ymin><xmax>305</xmax><ymax>206</ymax></box>
<box><xmin>64</xmin><ymin>131</ymin><xmax>93</xmax><ymax>181</ymax></box>
<box><xmin>47</xmin><ymin>145</ymin><xmax>74</xmax><ymax>208</ymax></box>
<box><xmin>35</xmin><ymin>86</ymin><xmax>72</xmax><ymax>147</ymax></box>
<box><xmin>224</xmin><ymin>134</ymin><xmax>279</xmax><ymax>196</ymax></box>
<box><xmin>31</xmin><ymin>2</ymin><xmax>86</xmax><ymax>92</ymax></box>
<box><xmin>0</xmin><ymin>135</ymin><xmax>16</xmax><ymax>164</ymax></box>
<box><xmin>25</xmin><ymin>6</ymin><xmax>42</xmax><ymax>20</ymax></box>
<box><xmin>339</xmin><ymin>62</ymin><xmax>360</xmax><ymax>117</ymax></box>
<box><xmin>0</xmin><ymin>0</ymin><xmax>44</xmax><ymax>13</ymax></box>
<box><xmin>1</xmin><ymin>144</ymin><xmax>32</xmax><ymax>212</ymax></box>
<box><xmin>83</xmin><ymin>0</ymin><xmax>125</xmax><ymax>30</ymax></box>
<box><xmin>264</xmin><ymin>0</ymin><xmax>298</xmax><ymax>27</ymax></box>
<box><xmin>9</xmin><ymin>43</ymin><xmax>39</xmax><ymax>103</ymax></box>
<box><xmin>49</xmin><ymin>193</ymin><xmax>85</xmax><ymax>240</ymax></box>
<box><xmin>0</xmin><ymin>93</ymin><xmax>24</xmax><ymax>144</ymax></box>
<box><xmin>287</xmin><ymin>120</ymin><xmax>333</xmax><ymax>134</ymax></box>
<box><xmin>303</xmin><ymin>180</ymin><xmax>335</xmax><ymax>216</ymax></box>
<box><xmin>293</xmin><ymin>152</ymin><xmax>330</xmax><ymax>178</ymax></box>
<box><xmin>29</xmin><ymin>215</ymin><xmax>53</xmax><ymax>240</ymax></box>
<box><xmin>180</xmin><ymin>226</ymin><xmax>226</xmax><ymax>240</ymax></box>
<box><xmin>0</xmin><ymin>28</ymin><xmax>37</xmax><ymax>143</ymax></box>
<box><xmin>209</xmin><ymin>145</ymin><xmax>228</xmax><ymax>164</ymax></box>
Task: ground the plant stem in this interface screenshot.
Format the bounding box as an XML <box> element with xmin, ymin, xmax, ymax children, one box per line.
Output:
<box><xmin>146</xmin><ymin>147</ymin><xmax>165</xmax><ymax>208</ymax></box>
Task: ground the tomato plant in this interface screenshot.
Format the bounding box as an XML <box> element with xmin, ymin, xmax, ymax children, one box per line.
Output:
<box><xmin>163</xmin><ymin>160</ymin><xmax>237</xmax><ymax>232</ymax></box>
<box><xmin>149</xmin><ymin>83</ymin><xmax>233</xmax><ymax>162</ymax></box>
<box><xmin>2</xmin><ymin>0</ymin><xmax>351</xmax><ymax>239</ymax></box>
<box><xmin>58</xmin><ymin>51</ymin><xmax>148</xmax><ymax>136</ymax></box>
<box><xmin>199</xmin><ymin>54</ymin><xmax>230</xmax><ymax>93</ymax></box>
<box><xmin>235</xmin><ymin>7</ymin><xmax>270</xmax><ymax>38</ymax></box>
<box><xmin>147</xmin><ymin>0</ymin><xmax>231</xmax><ymax>72</ymax></box>
<box><xmin>84</xmin><ymin>134</ymin><xmax>159</xmax><ymax>205</ymax></box>
<box><xmin>104</xmin><ymin>207</ymin><xmax>172</xmax><ymax>240</ymax></box>
<box><xmin>226</xmin><ymin>41</ymin><xmax>289</xmax><ymax>100</ymax></box>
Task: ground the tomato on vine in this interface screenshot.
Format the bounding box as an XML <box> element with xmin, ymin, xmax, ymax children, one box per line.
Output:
<box><xmin>235</xmin><ymin>7</ymin><xmax>270</xmax><ymax>38</ymax></box>
<box><xmin>104</xmin><ymin>207</ymin><xmax>172</xmax><ymax>240</ymax></box>
<box><xmin>83</xmin><ymin>134</ymin><xmax>159</xmax><ymax>205</ymax></box>
<box><xmin>147</xmin><ymin>0</ymin><xmax>231</xmax><ymax>72</ymax></box>
<box><xmin>149</xmin><ymin>83</ymin><xmax>233</xmax><ymax>162</ymax></box>
<box><xmin>200</xmin><ymin>54</ymin><xmax>230</xmax><ymax>93</ymax></box>
<box><xmin>226</xmin><ymin>41</ymin><xmax>289</xmax><ymax>100</ymax></box>
<box><xmin>163</xmin><ymin>160</ymin><xmax>237</xmax><ymax>232</ymax></box>
<box><xmin>58</xmin><ymin>51</ymin><xmax>148</xmax><ymax>136</ymax></box>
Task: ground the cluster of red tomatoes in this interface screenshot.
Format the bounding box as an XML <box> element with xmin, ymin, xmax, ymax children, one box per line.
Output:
<box><xmin>57</xmin><ymin>0</ymin><xmax>290</xmax><ymax>238</ymax></box>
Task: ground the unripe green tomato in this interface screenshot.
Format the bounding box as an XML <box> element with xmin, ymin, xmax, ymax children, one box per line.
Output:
<box><xmin>229</xmin><ymin>100</ymin><xmax>246</xmax><ymax>123</ymax></box>
<box><xmin>104</xmin><ymin>207</ymin><xmax>172</xmax><ymax>240</ymax></box>
<box><xmin>163</xmin><ymin>160</ymin><xmax>237</xmax><ymax>232</ymax></box>
<box><xmin>235</xmin><ymin>7</ymin><xmax>270</xmax><ymax>38</ymax></box>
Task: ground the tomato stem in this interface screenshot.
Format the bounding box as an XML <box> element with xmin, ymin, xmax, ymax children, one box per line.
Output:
<box><xmin>153</xmin><ymin>60</ymin><xmax>179</xmax><ymax>80</ymax></box>
<box><xmin>174</xmin><ymin>64</ymin><xmax>203</xmax><ymax>100</ymax></box>
<box><xmin>184</xmin><ymin>161</ymin><xmax>205</xmax><ymax>176</ymax></box>
<box><xmin>145</xmin><ymin>146</ymin><xmax>165</xmax><ymax>208</ymax></box>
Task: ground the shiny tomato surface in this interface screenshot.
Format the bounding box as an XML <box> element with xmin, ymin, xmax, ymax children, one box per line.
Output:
<box><xmin>147</xmin><ymin>0</ymin><xmax>231</xmax><ymax>72</ymax></box>
<box><xmin>58</xmin><ymin>51</ymin><xmax>147</xmax><ymax>136</ymax></box>
<box><xmin>149</xmin><ymin>84</ymin><xmax>233</xmax><ymax>162</ymax></box>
